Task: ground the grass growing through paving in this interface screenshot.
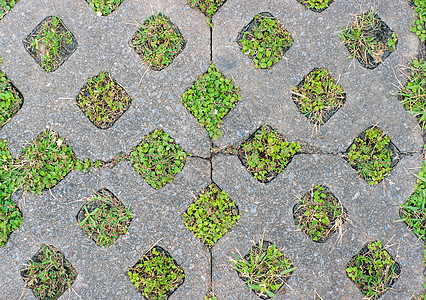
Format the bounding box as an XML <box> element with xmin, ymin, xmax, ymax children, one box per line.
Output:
<box><xmin>338</xmin><ymin>10</ymin><xmax>398</xmax><ymax>69</ymax></box>
<box><xmin>85</xmin><ymin>0</ymin><xmax>125</xmax><ymax>16</ymax></box>
<box><xmin>130</xmin><ymin>13</ymin><xmax>185</xmax><ymax>71</ymax></box>
<box><xmin>293</xmin><ymin>185</ymin><xmax>346</xmax><ymax>243</ymax></box>
<box><xmin>398</xmin><ymin>59</ymin><xmax>426</xmax><ymax>130</ymax></box>
<box><xmin>0</xmin><ymin>130</ymin><xmax>102</xmax><ymax>196</ymax></box>
<box><xmin>183</xmin><ymin>184</ymin><xmax>240</xmax><ymax>249</ymax></box>
<box><xmin>0</xmin><ymin>0</ymin><xmax>19</xmax><ymax>20</ymax></box>
<box><xmin>128</xmin><ymin>246</ymin><xmax>185</xmax><ymax>299</ymax></box>
<box><xmin>0</xmin><ymin>140</ymin><xmax>23</xmax><ymax>247</ymax></box>
<box><xmin>77</xmin><ymin>189</ymin><xmax>133</xmax><ymax>247</ymax></box>
<box><xmin>76</xmin><ymin>72</ymin><xmax>132</xmax><ymax>129</ymax></box>
<box><xmin>188</xmin><ymin>0</ymin><xmax>226</xmax><ymax>24</ymax></box>
<box><xmin>346</xmin><ymin>240</ymin><xmax>401</xmax><ymax>300</ymax></box>
<box><xmin>237</xmin><ymin>125</ymin><xmax>300</xmax><ymax>183</ymax></box>
<box><xmin>230</xmin><ymin>239</ymin><xmax>295</xmax><ymax>299</ymax></box>
<box><xmin>412</xmin><ymin>0</ymin><xmax>426</xmax><ymax>43</ymax></box>
<box><xmin>129</xmin><ymin>129</ymin><xmax>187</xmax><ymax>190</ymax></box>
<box><xmin>345</xmin><ymin>126</ymin><xmax>397</xmax><ymax>186</ymax></box>
<box><xmin>0</xmin><ymin>60</ymin><xmax>24</xmax><ymax>128</ymax></box>
<box><xmin>400</xmin><ymin>161</ymin><xmax>426</xmax><ymax>242</ymax></box>
<box><xmin>238</xmin><ymin>13</ymin><xmax>293</xmax><ymax>69</ymax></box>
<box><xmin>181</xmin><ymin>63</ymin><xmax>241</xmax><ymax>140</ymax></box>
<box><xmin>296</xmin><ymin>0</ymin><xmax>331</xmax><ymax>12</ymax></box>
<box><xmin>292</xmin><ymin>68</ymin><xmax>346</xmax><ymax>125</ymax></box>
<box><xmin>21</xmin><ymin>244</ymin><xmax>78</xmax><ymax>300</ymax></box>
<box><xmin>27</xmin><ymin>16</ymin><xmax>75</xmax><ymax>72</ymax></box>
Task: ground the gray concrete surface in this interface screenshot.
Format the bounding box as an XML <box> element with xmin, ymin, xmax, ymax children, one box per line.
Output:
<box><xmin>0</xmin><ymin>0</ymin><xmax>425</xmax><ymax>299</ymax></box>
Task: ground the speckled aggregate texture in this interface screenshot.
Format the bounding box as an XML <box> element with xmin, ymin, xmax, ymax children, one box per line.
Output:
<box><xmin>0</xmin><ymin>0</ymin><xmax>425</xmax><ymax>299</ymax></box>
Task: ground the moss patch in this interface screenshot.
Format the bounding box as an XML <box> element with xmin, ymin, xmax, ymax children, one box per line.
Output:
<box><xmin>129</xmin><ymin>129</ymin><xmax>187</xmax><ymax>189</ymax></box>
<box><xmin>23</xmin><ymin>16</ymin><xmax>78</xmax><ymax>72</ymax></box>
<box><xmin>346</xmin><ymin>240</ymin><xmax>401</xmax><ymax>300</ymax></box>
<box><xmin>230</xmin><ymin>240</ymin><xmax>295</xmax><ymax>299</ymax></box>
<box><xmin>292</xmin><ymin>68</ymin><xmax>346</xmax><ymax>125</ymax></box>
<box><xmin>237</xmin><ymin>12</ymin><xmax>293</xmax><ymax>69</ymax></box>
<box><xmin>345</xmin><ymin>126</ymin><xmax>399</xmax><ymax>186</ymax></box>
<box><xmin>236</xmin><ymin>124</ymin><xmax>300</xmax><ymax>183</ymax></box>
<box><xmin>181</xmin><ymin>63</ymin><xmax>241</xmax><ymax>140</ymax></box>
<box><xmin>76</xmin><ymin>72</ymin><xmax>132</xmax><ymax>129</ymax></box>
<box><xmin>21</xmin><ymin>244</ymin><xmax>78</xmax><ymax>300</ymax></box>
<box><xmin>128</xmin><ymin>246</ymin><xmax>185</xmax><ymax>299</ymax></box>
<box><xmin>183</xmin><ymin>184</ymin><xmax>240</xmax><ymax>249</ymax></box>
<box><xmin>130</xmin><ymin>13</ymin><xmax>185</xmax><ymax>71</ymax></box>
<box><xmin>77</xmin><ymin>189</ymin><xmax>133</xmax><ymax>247</ymax></box>
<box><xmin>293</xmin><ymin>185</ymin><xmax>346</xmax><ymax>243</ymax></box>
<box><xmin>338</xmin><ymin>10</ymin><xmax>398</xmax><ymax>69</ymax></box>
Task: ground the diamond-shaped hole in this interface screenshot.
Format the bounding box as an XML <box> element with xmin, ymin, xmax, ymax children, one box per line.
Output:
<box><xmin>0</xmin><ymin>69</ymin><xmax>24</xmax><ymax>128</ymax></box>
<box><xmin>398</xmin><ymin>59</ymin><xmax>426</xmax><ymax>132</ymax></box>
<box><xmin>296</xmin><ymin>0</ymin><xmax>334</xmax><ymax>13</ymax></box>
<box><xmin>129</xmin><ymin>13</ymin><xmax>185</xmax><ymax>71</ymax></box>
<box><xmin>19</xmin><ymin>130</ymin><xmax>76</xmax><ymax>194</ymax></box>
<box><xmin>232</xmin><ymin>240</ymin><xmax>294</xmax><ymax>299</ymax></box>
<box><xmin>399</xmin><ymin>161</ymin><xmax>426</xmax><ymax>242</ymax></box>
<box><xmin>292</xmin><ymin>68</ymin><xmax>346</xmax><ymax>125</ymax></box>
<box><xmin>76</xmin><ymin>188</ymin><xmax>133</xmax><ymax>247</ymax></box>
<box><xmin>181</xmin><ymin>63</ymin><xmax>241</xmax><ymax>140</ymax></box>
<box><xmin>237</xmin><ymin>12</ymin><xmax>293</xmax><ymax>69</ymax></box>
<box><xmin>346</xmin><ymin>240</ymin><xmax>401</xmax><ymax>299</ymax></box>
<box><xmin>339</xmin><ymin>10</ymin><xmax>398</xmax><ymax>69</ymax></box>
<box><xmin>128</xmin><ymin>246</ymin><xmax>185</xmax><ymax>298</ymax></box>
<box><xmin>21</xmin><ymin>244</ymin><xmax>77</xmax><ymax>300</ymax></box>
<box><xmin>293</xmin><ymin>184</ymin><xmax>347</xmax><ymax>243</ymax></box>
<box><xmin>76</xmin><ymin>72</ymin><xmax>132</xmax><ymax>129</ymax></box>
<box><xmin>129</xmin><ymin>129</ymin><xmax>187</xmax><ymax>190</ymax></box>
<box><xmin>23</xmin><ymin>16</ymin><xmax>78</xmax><ymax>72</ymax></box>
<box><xmin>0</xmin><ymin>140</ymin><xmax>23</xmax><ymax>248</ymax></box>
<box><xmin>236</xmin><ymin>124</ymin><xmax>300</xmax><ymax>183</ymax></box>
<box><xmin>0</xmin><ymin>0</ymin><xmax>19</xmax><ymax>20</ymax></box>
<box><xmin>183</xmin><ymin>184</ymin><xmax>240</xmax><ymax>249</ymax></box>
<box><xmin>344</xmin><ymin>125</ymin><xmax>400</xmax><ymax>186</ymax></box>
<box><xmin>188</xmin><ymin>0</ymin><xmax>227</xmax><ymax>19</ymax></box>
<box><xmin>85</xmin><ymin>0</ymin><xmax>125</xmax><ymax>16</ymax></box>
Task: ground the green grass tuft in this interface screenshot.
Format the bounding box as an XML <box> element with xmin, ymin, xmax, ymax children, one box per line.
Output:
<box><xmin>0</xmin><ymin>0</ymin><xmax>19</xmax><ymax>20</ymax></box>
<box><xmin>183</xmin><ymin>184</ymin><xmax>240</xmax><ymax>248</ymax></box>
<box><xmin>293</xmin><ymin>185</ymin><xmax>346</xmax><ymax>243</ymax></box>
<box><xmin>345</xmin><ymin>126</ymin><xmax>398</xmax><ymax>186</ymax></box>
<box><xmin>346</xmin><ymin>240</ymin><xmax>400</xmax><ymax>300</ymax></box>
<box><xmin>398</xmin><ymin>59</ymin><xmax>426</xmax><ymax>131</ymax></box>
<box><xmin>0</xmin><ymin>68</ymin><xmax>24</xmax><ymax>128</ymax></box>
<box><xmin>21</xmin><ymin>244</ymin><xmax>78</xmax><ymax>300</ymax></box>
<box><xmin>292</xmin><ymin>68</ymin><xmax>346</xmax><ymax>125</ymax></box>
<box><xmin>297</xmin><ymin>0</ymin><xmax>331</xmax><ymax>11</ymax></box>
<box><xmin>230</xmin><ymin>239</ymin><xmax>295</xmax><ymax>299</ymax></box>
<box><xmin>130</xmin><ymin>13</ymin><xmax>185</xmax><ymax>71</ymax></box>
<box><xmin>85</xmin><ymin>0</ymin><xmax>125</xmax><ymax>16</ymax></box>
<box><xmin>238</xmin><ymin>125</ymin><xmax>300</xmax><ymax>183</ymax></box>
<box><xmin>128</xmin><ymin>246</ymin><xmax>185</xmax><ymax>299</ymax></box>
<box><xmin>411</xmin><ymin>0</ymin><xmax>426</xmax><ymax>43</ymax></box>
<box><xmin>77</xmin><ymin>189</ymin><xmax>133</xmax><ymax>247</ymax></box>
<box><xmin>338</xmin><ymin>10</ymin><xmax>398</xmax><ymax>69</ymax></box>
<box><xmin>238</xmin><ymin>13</ymin><xmax>293</xmax><ymax>69</ymax></box>
<box><xmin>129</xmin><ymin>129</ymin><xmax>187</xmax><ymax>189</ymax></box>
<box><xmin>76</xmin><ymin>72</ymin><xmax>132</xmax><ymax>129</ymax></box>
<box><xmin>181</xmin><ymin>63</ymin><xmax>241</xmax><ymax>140</ymax></box>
